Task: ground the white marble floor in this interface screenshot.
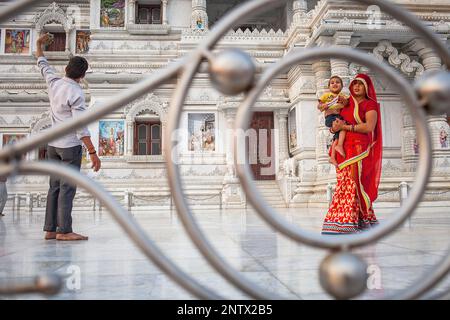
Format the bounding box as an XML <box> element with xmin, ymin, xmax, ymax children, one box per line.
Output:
<box><xmin>0</xmin><ymin>205</ymin><xmax>449</xmax><ymax>300</ymax></box>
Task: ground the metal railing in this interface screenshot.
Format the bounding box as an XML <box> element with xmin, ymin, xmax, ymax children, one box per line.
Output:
<box><xmin>0</xmin><ymin>0</ymin><xmax>449</xmax><ymax>300</ymax></box>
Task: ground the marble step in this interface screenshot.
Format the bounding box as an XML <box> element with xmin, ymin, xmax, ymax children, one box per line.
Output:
<box><xmin>259</xmin><ymin>196</ymin><xmax>285</xmax><ymax>202</ymax></box>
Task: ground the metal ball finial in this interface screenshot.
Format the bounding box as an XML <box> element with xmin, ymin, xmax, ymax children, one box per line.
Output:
<box><xmin>415</xmin><ymin>71</ymin><xmax>450</xmax><ymax>116</ymax></box>
<box><xmin>35</xmin><ymin>274</ymin><xmax>63</xmax><ymax>295</ymax></box>
<box><xmin>208</xmin><ymin>49</ymin><xmax>256</xmax><ymax>96</ymax></box>
<box><xmin>319</xmin><ymin>252</ymin><xmax>368</xmax><ymax>300</ymax></box>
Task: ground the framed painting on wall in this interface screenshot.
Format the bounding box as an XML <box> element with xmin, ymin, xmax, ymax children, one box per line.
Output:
<box><xmin>188</xmin><ymin>113</ymin><xmax>216</xmax><ymax>152</ymax></box>
<box><xmin>2</xmin><ymin>134</ymin><xmax>27</xmax><ymax>159</ymax></box>
<box><xmin>76</xmin><ymin>30</ymin><xmax>91</xmax><ymax>54</ymax></box>
<box><xmin>5</xmin><ymin>29</ymin><xmax>30</xmax><ymax>54</ymax></box>
<box><xmin>98</xmin><ymin>120</ymin><xmax>125</xmax><ymax>157</ymax></box>
<box><xmin>2</xmin><ymin>134</ymin><xmax>26</xmax><ymax>146</ymax></box>
<box><xmin>100</xmin><ymin>0</ymin><xmax>125</xmax><ymax>28</ymax></box>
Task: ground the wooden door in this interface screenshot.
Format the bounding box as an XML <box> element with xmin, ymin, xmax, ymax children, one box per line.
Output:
<box><xmin>249</xmin><ymin>112</ymin><xmax>275</xmax><ymax>180</ymax></box>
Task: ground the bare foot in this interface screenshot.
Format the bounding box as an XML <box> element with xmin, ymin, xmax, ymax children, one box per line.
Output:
<box><xmin>335</xmin><ymin>145</ymin><xmax>346</xmax><ymax>158</ymax></box>
<box><xmin>329</xmin><ymin>157</ymin><xmax>338</xmax><ymax>168</ymax></box>
<box><xmin>45</xmin><ymin>232</ymin><xmax>57</xmax><ymax>240</ymax></box>
<box><xmin>56</xmin><ymin>233</ymin><xmax>88</xmax><ymax>241</ymax></box>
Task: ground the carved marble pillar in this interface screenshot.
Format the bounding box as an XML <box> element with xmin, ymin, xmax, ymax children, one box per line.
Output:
<box><xmin>222</xmin><ymin>108</ymin><xmax>245</xmax><ymax>208</ymax></box>
<box><xmin>191</xmin><ymin>0</ymin><xmax>208</xmax><ymax>30</ymax></box>
<box><xmin>128</xmin><ymin>0</ymin><xmax>136</xmax><ymax>25</ymax></box>
<box><xmin>160</xmin><ymin>103</ymin><xmax>168</xmax><ymax>157</ymax></box>
<box><xmin>275</xmin><ymin>109</ymin><xmax>289</xmax><ymax>174</ymax></box>
<box><xmin>404</xmin><ymin>38</ymin><xmax>450</xmax><ymax>171</ymax></box>
<box><xmin>162</xmin><ymin>0</ymin><xmax>168</xmax><ymax>25</ymax></box>
<box><xmin>330</xmin><ymin>32</ymin><xmax>354</xmax><ymax>89</ymax></box>
<box><xmin>224</xmin><ymin>109</ymin><xmax>235</xmax><ymax>176</ymax></box>
<box><xmin>161</xmin><ymin>121</ymin><xmax>167</xmax><ymax>157</ymax></box>
<box><xmin>126</xmin><ymin>120</ymin><xmax>133</xmax><ymax>156</ymax></box>
<box><xmin>288</xmin><ymin>59</ymin><xmax>334</xmax><ymax>206</ymax></box>
<box><xmin>65</xmin><ymin>29</ymin><xmax>70</xmax><ymax>53</ymax></box>
<box><xmin>401</xmin><ymin>104</ymin><xmax>418</xmax><ymax>171</ymax></box>
<box><xmin>312</xmin><ymin>60</ymin><xmax>332</xmax><ymax>168</ymax></box>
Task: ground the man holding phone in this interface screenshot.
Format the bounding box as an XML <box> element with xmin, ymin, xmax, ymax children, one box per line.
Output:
<box><xmin>36</xmin><ymin>34</ymin><xmax>101</xmax><ymax>241</ymax></box>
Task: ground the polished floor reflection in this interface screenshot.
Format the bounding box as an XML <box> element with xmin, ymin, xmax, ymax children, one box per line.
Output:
<box><xmin>0</xmin><ymin>206</ymin><xmax>449</xmax><ymax>299</ymax></box>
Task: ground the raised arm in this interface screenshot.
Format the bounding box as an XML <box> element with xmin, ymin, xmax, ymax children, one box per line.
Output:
<box><xmin>36</xmin><ymin>34</ymin><xmax>60</xmax><ymax>87</ymax></box>
<box><xmin>36</xmin><ymin>34</ymin><xmax>49</xmax><ymax>59</ymax></box>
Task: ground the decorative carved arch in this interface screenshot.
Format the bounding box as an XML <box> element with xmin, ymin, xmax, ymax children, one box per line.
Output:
<box><xmin>125</xmin><ymin>93</ymin><xmax>168</xmax><ymax>122</ymax></box>
<box><xmin>35</xmin><ymin>2</ymin><xmax>73</xmax><ymax>33</ymax></box>
<box><xmin>373</xmin><ymin>40</ymin><xmax>424</xmax><ymax>78</ymax></box>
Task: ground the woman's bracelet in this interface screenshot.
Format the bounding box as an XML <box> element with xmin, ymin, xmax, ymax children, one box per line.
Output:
<box><xmin>88</xmin><ymin>150</ymin><xmax>96</xmax><ymax>155</ymax></box>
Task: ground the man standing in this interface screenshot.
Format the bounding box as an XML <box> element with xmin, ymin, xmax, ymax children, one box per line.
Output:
<box><xmin>0</xmin><ymin>175</ymin><xmax>7</xmax><ymax>217</ymax></box>
<box><xmin>36</xmin><ymin>34</ymin><xmax>101</xmax><ymax>241</ymax></box>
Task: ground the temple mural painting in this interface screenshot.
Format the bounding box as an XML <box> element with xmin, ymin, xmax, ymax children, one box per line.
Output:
<box><xmin>188</xmin><ymin>113</ymin><xmax>215</xmax><ymax>152</ymax></box>
<box><xmin>2</xmin><ymin>134</ymin><xmax>27</xmax><ymax>159</ymax></box>
<box><xmin>100</xmin><ymin>0</ymin><xmax>125</xmax><ymax>28</ymax></box>
<box><xmin>98</xmin><ymin>120</ymin><xmax>125</xmax><ymax>157</ymax></box>
<box><xmin>76</xmin><ymin>31</ymin><xmax>91</xmax><ymax>54</ymax></box>
<box><xmin>5</xmin><ymin>29</ymin><xmax>30</xmax><ymax>54</ymax></box>
<box><xmin>2</xmin><ymin>134</ymin><xmax>26</xmax><ymax>146</ymax></box>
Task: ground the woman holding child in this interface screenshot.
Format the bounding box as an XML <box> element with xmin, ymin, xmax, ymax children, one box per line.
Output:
<box><xmin>321</xmin><ymin>74</ymin><xmax>382</xmax><ymax>234</ymax></box>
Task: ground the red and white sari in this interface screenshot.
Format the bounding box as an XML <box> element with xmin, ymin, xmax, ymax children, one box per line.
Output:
<box><xmin>322</xmin><ymin>74</ymin><xmax>383</xmax><ymax>234</ymax></box>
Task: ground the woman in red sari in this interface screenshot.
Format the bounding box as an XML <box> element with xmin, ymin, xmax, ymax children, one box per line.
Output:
<box><xmin>322</xmin><ymin>73</ymin><xmax>382</xmax><ymax>234</ymax></box>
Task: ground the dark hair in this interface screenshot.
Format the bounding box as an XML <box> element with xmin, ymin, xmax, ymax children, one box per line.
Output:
<box><xmin>328</xmin><ymin>75</ymin><xmax>343</xmax><ymax>87</ymax></box>
<box><xmin>66</xmin><ymin>56</ymin><xmax>89</xmax><ymax>80</ymax></box>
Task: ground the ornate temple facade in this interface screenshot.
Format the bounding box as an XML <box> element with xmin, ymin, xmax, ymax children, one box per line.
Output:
<box><xmin>0</xmin><ymin>0</ymin><xmax>449</xmax><ymax>210</ymax></box>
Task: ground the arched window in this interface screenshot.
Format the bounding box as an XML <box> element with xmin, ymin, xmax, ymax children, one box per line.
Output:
<box><xmin>134</xmin><ymin>121</ymin><xmax>161</xmax><ymax>155</ymax></box>
<box><xmin>136</xmin><ymin>1</ymin><xmax>162</xmax><ymax>24</ymax></box>
<box><xmin>34</xmin><ymin>3</ymin><xmax>73</xmax><ymax>53</ymax></box>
